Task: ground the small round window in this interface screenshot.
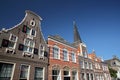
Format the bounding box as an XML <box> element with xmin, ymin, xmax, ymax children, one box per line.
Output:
<box><xmin>30</xmin><ymin>19</ymin><xmax>36</xmax><ymax>26</ymax></box>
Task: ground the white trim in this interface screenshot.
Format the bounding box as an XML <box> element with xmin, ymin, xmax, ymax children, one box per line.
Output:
<box><xmin>8</xmin><ymin>33</ymin><xmax>18</xmax><ymax>49</ymax></box>
<box><xmin>53</xmin><ymin>45</ymin><xmax>60</xmax><ymax>59</ymax></box>
<box><xmin>6</xmin><ymin>12</ymin><xmax>27</xmax><ymax>31</ymax></box>
<box><xmin>0</xmin><ymin>61</ymin><xmax>15</xmax><ymax>80</ymax></box>
<box><xmin>19</xmin><ymin>64</ymin><xmax>30</xmax><ymax>80</ymax></box>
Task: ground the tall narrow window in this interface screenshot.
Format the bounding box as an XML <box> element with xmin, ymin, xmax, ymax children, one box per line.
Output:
<box><xmin>53</xmin><ymin>46</ymin><xmax>59</xmax><ymax>59</ymax></box>
<box><xmin>63</xmin><ymin>49</ymin><xmax>68</xmax><ymax>61</ymax></box>
<box><xmin>0</xmin><ymin>63</ymin><xmax>13</xmax><ymax>80</ymax></box>
<box><xmin>52</xmin><ymin>70</ymin><xmax>60</xmax><ymax>80</ymax></box>
<box><xmin>87</xmin><ymin>73</ymin><xmax>89</xmax><ymax>80</ymax></box>
<box><xmin>81</xmin><ymin>73</ymin><xmax>85</xmax><ymax>80</ymax></box>
<box><xmin>20</xmin><ymin>65</ymin><xmax>29</xmax><ymax>80</ymax></box>
<box><xmin>80</xmin><ymin>61</ymin><xmax>84</xmax><ymax>69</ymax></box>
<box><xmin>71</xmin><ymin>52</ymin><xmax>76</xmax><ymax>62</ymax></box>
<box><xmin>34</xmin><ymin>67</ymin><xmax>44</xmax><ymax>80</ymax></box>
<box><xmin>72</xmin><ymin>71</ymin><xmax>77</xmax><ymax>80</ymax></box>
<box><xmin>39</xmin><ymin>45</ymin><xmax>45</xmax><ymax>57</ymax></box>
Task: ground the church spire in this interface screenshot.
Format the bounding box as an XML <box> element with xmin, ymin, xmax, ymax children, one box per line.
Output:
<box><xmin>73</xmin><ymin>21</ymin><xmax>82</xmax><ymax>43</ymax></box>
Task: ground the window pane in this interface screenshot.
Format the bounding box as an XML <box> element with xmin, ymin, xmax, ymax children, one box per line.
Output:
<box><xmin>8</xmin><ymin>42</ymin><xmax>14</xmax><ymax>48</ymax></box>
<box><xmin>25</xmin><ymin>40</ymin><xmax>29</xmax><ymax>46</ymax></box>
<box><xmin>34</xmin><ymin>67</ymin><xmax>43</xmax><ymax>80</ymax></box>
<box><xmin>20</xmin><ymin>65</ymin><xmax>29</xmax><ymax>79</ymax></box>
<box><xmin>26</xmin><ymin>27</ymin><xmax>30</xmax><ymax>34</ymax></box>
<box><xmin>24</xmin><ymin>46</ymin><xmax>28</xmax><ymax>52</ymax></box>
<box><xmin>0</xmin><ymin>63</ymin><xmax>13</xmax><ymax>80</ymax></box>
<box><xmin>63</xmin><ymin>50</ymin><xmax>68</xmax><ymax>61</ymax></box>
<box><xmin>52</xmin><ymin>70</ymin><xmax>60</xmax><ymax>80</ymax></box>
<box><xmin>29</xmin><ymin>47</ymin><xmax>33</xmax><ymax>53</ymax></box>
<box><xmin>71</xmin><ymin>53</ymin><xmax>75</xmax><ymax>62</ymax></box>
<box><xmin>30</xmin><ymin>41</ymin><xmax>34</xmax><ymax>47</ymax></box>
<box><xmin>53</xmin><ymin>47</ymin><xmax>59</xmax><ymax>59</ymax></box>
<box><xmin>10</xmin><ymin>35</ymin><xmax>17</xmax><ymax>42</ymax></box>
<box><xmin>31</xmin><ymin>29</ymin><xmax>36</xmax><ymax>36</ymax></box>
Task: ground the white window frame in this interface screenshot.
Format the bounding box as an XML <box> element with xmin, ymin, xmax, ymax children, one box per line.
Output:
<box><xmin>71</xmin><ymin>52</ymin><xmax>76</xmax><ymax>63</ymax></box>
<box><xmin>52</xmin><ymin>69</ymin><xmax>61</xmax><ymax>80</ymax></box>
<box><xmin>27</xmin><ymin>28</ymin><xmax>36</xmax><ymax>37</ymax></box>
<box><xmin>39</xmin><ymin>44</ymin><xmax>45</xmax><ymax>58</ymax></box>
<box><xmin>0</xmin><ymin>61</ymin><xmax>15</xmax><ymax>80</ymax></box>
<box><xmin>53</xmin><ymin>45</ymin><xmax>60</xmax><ymax>59</ymax></box>
<box><xmin>19</xmin><ymin>64</ymin><xmax>30</xmax><ymax>80</ymax></box>
<box><xmin>23</xmin><ymin>39</ymin><xmax>35</xmax><ymax>54</ymax></box>
<box><xmin>8</xmin><ymin>33</ymin><xmax>18</xmax><ymax>49</ymax></box>
<box><xmin>63</xmin><ymin>49</ymin><xmax>69</xmax><ymax>61</ymax></box>
<box><xmin>34</xmin><ymin>67</ymin><xmax>44</xmax><ymax>80</ymax></box>
<box><xmin>72</xmin><ymin>71</ymin><xmax>78</xmax><ymax>80</ymax></box>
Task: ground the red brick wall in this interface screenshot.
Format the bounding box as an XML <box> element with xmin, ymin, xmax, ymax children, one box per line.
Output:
<box><xmin>48</xmin><ymin>38</ymin><xmax>80</xmax><ymax>80</ymax></box>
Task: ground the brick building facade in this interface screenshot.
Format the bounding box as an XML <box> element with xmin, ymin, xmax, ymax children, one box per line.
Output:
<box><xmin>48</xmin><ymin>35</ymin><xmax>80</xmax><ymax>80</ymax></box>
<box><xmin>0</xmin><ymin>10</ymin><xmax>49</xmax><ymax>80</ymax></box>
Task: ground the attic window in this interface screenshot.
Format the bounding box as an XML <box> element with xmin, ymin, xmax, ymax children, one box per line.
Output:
<box><xmin>30</xmin><ymin>19</ymin><xmax>36</xmax><ymax>27</ymax></box>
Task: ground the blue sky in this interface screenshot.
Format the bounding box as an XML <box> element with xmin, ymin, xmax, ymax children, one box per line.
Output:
<box><xmin>0</xmin><ymin>0</ymin><xmax>120</xmax><ymax>60</ymax></box>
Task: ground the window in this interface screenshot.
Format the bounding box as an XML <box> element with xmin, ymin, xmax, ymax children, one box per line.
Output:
<box><xmin>52</xmin><ymin>70</ymin><xmax>60</xmax><ymax>80</ymax></box>
<box><xmin>39</xmin><ymin>45</ymin><xmax>45</xmax><ymax>57</ymax></box>
<box><xmin>30</xmin><ymin>19</ymin><xmax>36</xmax><ymax>27</ymax></box>
<box><xmin>20</xmin><ymin>65</ymin><xmax>29</xmax><ymax>80</ymax></box>
<box><xmin>80</xmin><ymin>61</ymin><xmax>84</xmax><ymax>69</ymax></box>
<box><xmin>91</xmin><ymin>74</ymin><xmax>93</xmax><ymax>80</ymax></box>
<box><xmin>8</xmin><ymin>34</ymin><xmax>18</xmax><ymax>49</ymax></box>
<box><xmin>53</xmin><ymin>46</ymin><xmax>60</xmax><ymax>59</ymax></box>
<box><xmin>23</xmin><ymin>25</ymin><xmax>36</xmax><ymax>37</ymax></box>
<box><xmin>81</xmin><ymin>73</ymin><xmax>85</xmax><ymax>80</ymax></box>
<box><xmin>34</xmin><ymin>67</ymin><xmax>44</xmax><ymax>80</ymax></box>
<box><xmin>71</xmin><ymin>52</ymin><xmax>76</xmax><ymax>62</ymax></box>
<box><xmin>63</xmin><ymin>70</ymin><xmax>70</xmax><ymax>80</ymax></box>
<box><xmin>63</xmin><ymin>49</ymin><xmax>68</xmax><ymax>61</ymax></box>
<box><xmin>72</xmin><ymin>71</ymin><xmax>77</xmax><ymax>80</ymax></box>
<box><xmin>84</xmin><ymin>62</ymin><xmax>88</xmax><ymax>69</ymax></box>
<box><xmin>87</xmin><ymin>73</ymin><xmax>89</xmax><ymax>80</ymax></box>
<box><xmin>24</xmin><ymin>39</ymin><xmax>35</xmax><ymax>54</ymax></box>
<box><xmin>89</xmin><ymin>63</ymin><xmax>92</xmax><ymax>69</ymax></box>
<box><xmin>0</xmin><ymin>63</ymin><xmax>13</xmax><ymax>80</ymax></box>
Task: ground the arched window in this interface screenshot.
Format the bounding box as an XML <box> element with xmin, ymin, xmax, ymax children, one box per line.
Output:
<box><xmin>63</xmin><ymin>66</ymin><xmax>70</xmax><ymax>80</ymax></box>
<box><xmin>52</xmin><ymin>65</ymin><xmax>61</xmax><ymax>80</ymax></box>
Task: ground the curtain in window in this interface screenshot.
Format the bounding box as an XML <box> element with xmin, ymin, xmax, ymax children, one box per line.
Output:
<box><xmin>34</xmin><ymin>67</ymin><xmax>43</xmax><ymax>80</ymax></box>
<box><xmin>0</xmin><ymin>63</ymin><xmax>13</xmax><ymax>80</ymax></box>
<box><xmin>20</xmin><ymin>65</ymin><xmax>29</xmax><ymax>79</ymax></box>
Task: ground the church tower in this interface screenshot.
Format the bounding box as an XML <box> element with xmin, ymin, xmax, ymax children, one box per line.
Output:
<box><xmin>73</xmin><ymin>22</ymin><xmax>82</xmax><ymax>43</ymax></box>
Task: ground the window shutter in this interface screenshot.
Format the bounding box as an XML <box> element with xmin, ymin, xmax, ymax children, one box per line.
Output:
<box><xmin>22</xmin><ymin>25</ymin><xmax>27</xmax><ymax>33</ymax></box>
<box><xmin>34</xmin><ymin>48</ymin><xmax>38</xmax><ymax>55</ymax></box>
<box><xmin>18</xmin><ymin>44</ymin><xmax>24</xmax><ymax>51</ymax></box>
<box><xmin>2</xmin><ymin>39</ymin><xmax>9</xmax><ymax>47</ymax></box>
